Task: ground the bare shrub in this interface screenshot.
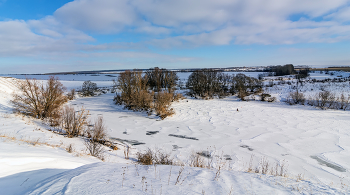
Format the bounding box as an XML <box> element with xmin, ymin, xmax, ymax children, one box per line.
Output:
<box><xmin>67</xmin><ymin>89</ymin><xmax>76</xmax><ymax>100</ymax></box>
<box><xmin>137</xmin><ymin>149</ymin><xmax>154</xmax><ymax>165</ymax></box>
<box><xmin>286</xmin><ymin>91</ymin><xmax>305</xmax><ymax>105</ymax></box>
<box><xmin>154</xmin><ymin>150</ymin><xmax>173</xmax><ymax>165</ymax></box>
<box><xmin>154</xmin><ymin>91</ymin><xmax>175</xmax><ymax>119</ymax></box>
<box><xmin>89</xmin><ymin>116</ymin><xmax>107</xmax><ymax>142</ymax></box>
<box><xmin>316</xmin><ymin>91</ymin><xmax>336</xmax><ymax>109</ymax></box>
<box><xmin>12</xmin><ymin>76</ymin><xmax>67</xmax><ymax>119</ymax></box>
<box><xmin>137</xmin><ymin>148</ymin><xmax>173</xmax><ymax>165</ymax></box>
<box><xmin>84</xmin><ymin>139</ymin><xmax>104</xmax><ymax>160</ymax></box>
<box><xmin>61</xmin><ymin>106</ymin><xmax>89</xmax><ymax>138</ymax></box>
<box><xmin>81</xmin><ymin>80</ymin><xmax>98</xmax><ymax>96</ymax></box>
<box><xmin>337</xmin><ymin>93</ymin><xmax>350</xmax><ymax>110</ymax></box>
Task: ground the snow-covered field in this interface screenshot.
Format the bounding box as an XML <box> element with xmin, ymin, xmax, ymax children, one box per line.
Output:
<box><xmin>1</xmin><ymin>72</ymin><xmax>350</xmax><ymax>194</ymax></box>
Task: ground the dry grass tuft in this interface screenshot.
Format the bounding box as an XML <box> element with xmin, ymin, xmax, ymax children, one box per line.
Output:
<box><xmin>137</xmin><ymin>149</ymin><xmax>154</xmax><ymax>165</ymax></box>
<box><xmin>189</xmin><ymin>153</ymin><xmax>206</xmax><ymax>168</ymax></box>
<box><xmin>137</xmin><ymin>148</ymin><xmax>174</xmax><ymax>165</ymax></box>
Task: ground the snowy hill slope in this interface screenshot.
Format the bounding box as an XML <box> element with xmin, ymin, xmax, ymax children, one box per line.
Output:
<box><xmin>0</xmin><ymin>77</ymin><xmax>100</xmax><ymax>194</ymax></box>
<box><xmin>28</xmin><ymin>162</ymin><xmax>345</xmax><ymax>195</ymax></box>
<box><xmin>0</xmin><ymin>77</ymin><xmax>20</xmax><ymax>112</ymax></box>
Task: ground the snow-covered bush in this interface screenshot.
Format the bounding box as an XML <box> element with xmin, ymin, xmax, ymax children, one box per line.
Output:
<box><xmin>336</xmin><ymin>93</ymin><xmax>350</xmax><ymax>110</ymax></box>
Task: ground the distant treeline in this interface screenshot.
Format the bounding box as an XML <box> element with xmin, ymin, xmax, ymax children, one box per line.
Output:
<box><xmin>265</xmin><ymin>64</ymin><xmax>310</xmax><ymax>78</ymax></box>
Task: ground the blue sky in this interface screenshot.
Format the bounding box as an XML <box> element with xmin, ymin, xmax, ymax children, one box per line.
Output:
<box><xmin>0</xmin><ymin>0</ymin><xmax>350</xmax><ymax>74</ymax></box>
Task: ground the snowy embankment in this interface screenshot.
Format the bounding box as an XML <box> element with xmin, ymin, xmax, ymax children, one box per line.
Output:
<box><xmin>0</xmin><ymin>77</ymin><xmax>99</xmax><ymax>194</ymax></box>
<box><xmin>0</xmin><ymin>76</ymin><xmax>349</xmax><ymax>194</ymax></box>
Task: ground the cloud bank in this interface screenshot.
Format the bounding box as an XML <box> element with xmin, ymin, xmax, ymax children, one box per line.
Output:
<box><xmin>0</xmin><ymin>0</ymin><xmax>350</xmax><ymax>72</ymax></box>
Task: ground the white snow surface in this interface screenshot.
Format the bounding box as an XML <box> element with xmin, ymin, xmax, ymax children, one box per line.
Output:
<box><xmin>0</xmin><ymin>75</ymin><xmax>349</xmax><ymax>194</ymax></box>
<box><xmin>28</xmin><ymin>163</ymin><xmax>343</xmax><ymax>195</ymax></box>
<box><xmin>71</xmin><ymin>92</ymin><xmax>350</xmax><ymax>189</ymax></box>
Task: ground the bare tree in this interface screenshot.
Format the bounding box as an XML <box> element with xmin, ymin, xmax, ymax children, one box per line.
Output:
<box><xmin>146</xmin><ymin>67</ymin><xmax>179</xmax><ymax>93</ymax></box>
<box><xmin>114</xmin><ymin>70</ymin><xmax>153</xmax><ymax>112</ymax></box>
<box><xmin>12</xmin><ymin>76</ymin><xmax>67</xmax><ymax>119</ymax></box>
<box><xmin>81</xmin><ymin>80</ymin><xmax>98</xmax><ymax>96</ymax></box>
<box><xmin>230</xmin><ymin>73</ymin><xmax>262</xmax><ymax>100</ymax></box>
<box><xmin>186</xmin><ymin>69</ymin><xmax>228</xmax><ymax>99</ymax></box>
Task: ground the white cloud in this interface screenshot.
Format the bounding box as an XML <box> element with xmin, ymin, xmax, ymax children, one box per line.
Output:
<box><xmin>326</xmin><ymin>6</ymin><xmax>350</xmax><ymax>22</ymax></box>
<box><xmin>1</xmin><ymin>0</ymin><xmax>350</xmax><ymax>73</ymax></box>
<box><xmin>0</xmin><ymin>17</ymin><xmax>96</xmax><ymax>57</ymax></box>
<box><xmin>49</xmin><ymin>0</ymin><xmax>350</xmax><ymax>46</ymax></box>
<box><xmin>54</xmin><ymin>0</ymin><xmax>139</xmax><ymax>33</ymax></box>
